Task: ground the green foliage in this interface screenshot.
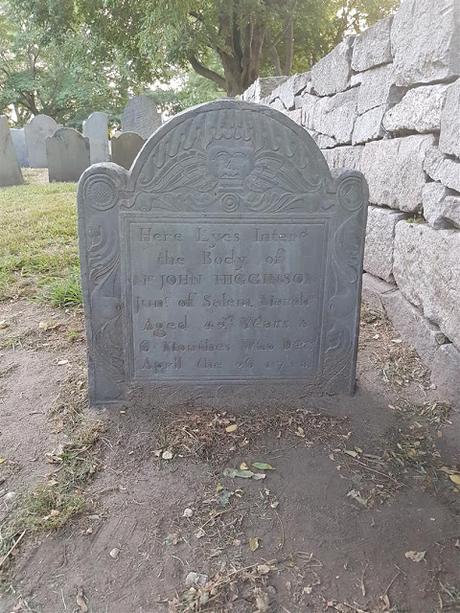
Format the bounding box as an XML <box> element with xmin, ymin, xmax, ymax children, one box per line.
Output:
<box><xmin>0</xmin><ymin>179</ymin><xmax>79</xmax><ymax>303</ymax></box>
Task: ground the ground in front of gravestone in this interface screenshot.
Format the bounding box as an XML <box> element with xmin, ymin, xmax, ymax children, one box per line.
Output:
<box><xmin>0</xmin><ymin>299</ymin><xmax>459</xmax><ymax>613</ymax></box>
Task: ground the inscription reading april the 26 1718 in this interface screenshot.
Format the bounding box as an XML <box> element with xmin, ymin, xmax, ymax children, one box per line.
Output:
<box><xmin>123</xmin><ymin>217</ymin><xmax>328</xmax><ymax>381</ymax></box>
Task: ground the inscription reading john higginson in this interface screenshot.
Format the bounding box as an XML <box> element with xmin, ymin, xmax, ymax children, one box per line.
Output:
<box><xmin>123</xmin><ymin>218</ymin><xmax>327</xmax><ymax>381</ymax></box>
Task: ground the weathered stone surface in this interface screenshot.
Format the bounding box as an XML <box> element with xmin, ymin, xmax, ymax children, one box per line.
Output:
<box><xmin>309</xmin><ymin>130</ymin><xmax>337</xmax><ymax>149</ymax></box>
<box><xmin>364</xmin><ymin>206</ymin><xmax>406</xmax><ymax>281</ymax></box>
<box><xmin>111</xmin><ymin>131</ymin><xmax>145</xmax><ymax>170</ymax></box>
<box><xmin>391</xmin><ymin>0</ymin><xmax>460</xmax><ymax>87</ymax></box>
<box><xmin>381</xmin><ymin>289</ymin><xmax>447</xmax><ymax>365</ymax></box>
<box><xmin>25</xmin><ymin>114</ymin><xmax>59</xmax><ymax>168</ymax></box>
<box><xmin>77</xmin><ymin>99</ymin><xmax>369</xmax><ymax>405</ymax></box>
<box><xmin>10</xmin><ymin>128</ymin><xmax>28</xmax><ymax>167</ymax></box>
<box><xmin>431</xmin><ymin>343</ymin><xmax>460</xmax><ymax>405</ymax></box>
<box><xmin>83</xmin><ymin>112</ymin><xmax>110</xmax><ymax>164</ymax></box>
<box><xmin>121</xmin><ymin>95</ymin><xmax>161</xmax><ymax>140</ymax></box>
<box><xmin>0</xmin><ymin>117</ymin><xmax>23</xmax><ymax>187</ymax></box>
<box><xmin>242</xmin><ymin>77</ymin><xmax>289</xmax><ymax>103</ymax></box>
<box><xmin>439</xmin><ymin>79</ymin><xmax>460</xmax><ymax>158</ymax></box>
<box><xmin>383</xmin><ymin>84</ymin><xmax>448</xmax><ymax>134</ymax></box>
<box><xmin>422</xmin><ymin>183</ymin><xmax>460</xmax><ymax>229</ymax></box>
<box><xmin>352</xmin><ymin>105</ymin><xmax>387</xmax><ymax>145</ymax></box>
<box><xmin>47</xmin><ymin>128</ymin><xmax>90</xmax><ymax>182</ymax></box>
<box><xmin>393</xmin><ymin>221</ymin><xmax>460</xmax><ymax>348</ymax></box>
<box><xmin>360</xmin><ymin>135</ymin><xmax>435</xmax><ymax>211</ymax></box>
<box><xmin>313</xmin><ymin>89</ymin><xmax>358</xmax><ymax>145</ymax></box>
<box><xmin>424</xmin><ymin>147</ymin><xmax>460</xmax><ymax>193</ymax></box>
<box><xmin>361</xmin><ymin>272</ymin><xmax>395</xmax><ymax>314</ymax></box>
<box><xmin>311</xmin><ymin>37</ymin><xmax>354</xmax><ymax>96</ymax></box>
<box><xmin>357</xmin><ymin>64</ymin><xmax>405</xmax><ymax>115</ymax></box>
<box><xmin>270</xmin><ymin>73</ymin><xmax>312</xmax><ymax>109</ymax></box>
<box><xmin>352</xmin><ymin>15</ymin><xmax>393</xmax><ymax>72</ymax></box>
<box><xmin>321</xmin><ymin>145</ymin><xmax>363</xmax><ymax>171</ymax></box>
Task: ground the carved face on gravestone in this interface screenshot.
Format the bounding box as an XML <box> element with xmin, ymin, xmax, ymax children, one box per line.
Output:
<box><xmin>207</xmin><ymin>142</ymin><xmax>255</xmax><ymax>181</ymax></box>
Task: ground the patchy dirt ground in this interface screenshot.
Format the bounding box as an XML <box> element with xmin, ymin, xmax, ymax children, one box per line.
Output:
<box><xmin>0</xmin><ymin>300</ymin><xmax>459</xmax><ymax>613</ymax></box>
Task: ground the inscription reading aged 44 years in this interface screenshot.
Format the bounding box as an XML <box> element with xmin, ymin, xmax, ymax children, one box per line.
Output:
<box><xmin>78</xmin><ymin>99</ymin><xmax>368</xmax><ymax>406</ymax></box>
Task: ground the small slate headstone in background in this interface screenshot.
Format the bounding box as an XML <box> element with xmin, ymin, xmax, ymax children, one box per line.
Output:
<box><xmin>78</xmin><ymin>99</ymin><xmax>368</xmax><ymax>406</ymax></box>
<box><xmin>25</xmin><ymin>114</ymin><xmax>59</xmax><ymax>168</ymax></box>
<box><xmin>83</xmin><ymin>112</ymin><xmax>110</xmax><ymax>164</ymax></box>
<box><xmin>10</xmin><ymin>128</ymin><xmax>29</xmax><ymax>167</ymax></box>
<box><xmin>0</xmin><ymin>116</ymin><xmax>23</xmax><ymax>187</ymax></box>
<box><xmin>121</xmin><ymin>95</ymin><xmax>161</xmax><ymax>140</ymax></box>
<box><xmin>47</xmin><ymin>128</ymin><xmax>90</xmax><ymax>182</ymax></box>
<box><xmin>111</xmin><ymin>131</ymin><xmax>145</xmax><ymax>169</ymax></box>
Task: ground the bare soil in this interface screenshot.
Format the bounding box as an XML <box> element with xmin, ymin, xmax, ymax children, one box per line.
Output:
<box><xmin>0</xmin><ymin>299</ymin><xmax>459</xmax><ymax>613</ymax></box>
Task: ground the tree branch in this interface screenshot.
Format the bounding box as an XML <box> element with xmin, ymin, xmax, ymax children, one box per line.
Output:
<box><xmin>187</xmin><ymin>53</ymin><xmax>226</xmax><ymax>90</ymax></box>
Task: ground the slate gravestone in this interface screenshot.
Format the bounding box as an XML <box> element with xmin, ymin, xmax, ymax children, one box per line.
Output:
<box><xmin>47</xmin><ymin>128</ymin><xmax>90</xmax><ymax>182</ymax></box>
<box><xmin>121</xmin><ymin>95</ymin><xmax>161</xmax><ymax>139</ymax></box>
<box><xmin>78</xmin><ymin>99</ymin><xmax>368</xmax><ymax>406</ymax></box>
<box><xmin>0</xmin><ymin>117</ymin><xmax>23</xmax><ymax>187</ymax></box>
<box><xmin>111</xmin><ymin>131</ymin><xmax>145</xmax><ymax>169</ymax></box>
<box><xmin>25</xmin><ymin>114</ymin><xmax>59</xmax><ymax>167</ymax></box>
<box><xmin>83</xmin><ymin>112</ymin><xmax>110</xmax><ymax>164</ymax></box>
<box><xmin>10</xmin><ymin>128</ymin><xmax>28</xmax><ymax>167</ymax></box>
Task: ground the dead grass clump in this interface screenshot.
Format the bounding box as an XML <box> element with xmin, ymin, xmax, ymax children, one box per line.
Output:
<box><xmin>359</xmin><ymin>304</ymin><xmax>429</xmax><ymax>389</ymax></box>
<box><xmin>156</xmin><ymin>409</ymin><xmax>348</xmax><ymax>463</ymax></box>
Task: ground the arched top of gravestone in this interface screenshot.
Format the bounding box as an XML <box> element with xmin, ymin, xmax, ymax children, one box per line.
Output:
<box><xmin>49</xmin><ymin>126</ymin><xmax>87</xmax><ymax>144</ymax></box>
<box><xmin>117</xmin><ymin>98</ymin><xmax>334</xmax><ymax>214</ymax></box>
<box><xmin>121</xmin><ymin>95</ymin><xmax>162</xmax><ymax>140</ymax></box>
<box><xmin>25</xmin><ymin>114</ymin><xmax>59</xmax><ymax>133</ymax></box>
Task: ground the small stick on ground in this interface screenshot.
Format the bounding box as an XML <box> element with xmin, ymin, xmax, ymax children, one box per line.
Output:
<box><xmin>0</xmin><ymin>530</ymin><xmax>26</xmax><ymax>569</ymax></box>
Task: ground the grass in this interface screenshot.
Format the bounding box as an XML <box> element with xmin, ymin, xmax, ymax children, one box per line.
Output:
<box><xmin>0</xmin><ymin>181</ymin><xmax>80</xmax><ymax>304</ymax></box>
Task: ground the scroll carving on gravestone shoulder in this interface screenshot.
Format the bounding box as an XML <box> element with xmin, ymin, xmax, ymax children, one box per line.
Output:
<box><xmin>0</xmin><ymin>117</ymin><xmax>23</xmax><ymax>187</ymax></box>
<box><xmin>47</xmin><ymin>128</ymin><xmax>91</xmax><ymax>183</ymax></box>
<box><xmin>78</xmin><ymin>99</ymin><xmax>368</xmax><ymax>406</ymax></box>
<box><xmin>25</xmin><ymin>114</ymin><xmax>59</xmax><ymax>168</ymax></box>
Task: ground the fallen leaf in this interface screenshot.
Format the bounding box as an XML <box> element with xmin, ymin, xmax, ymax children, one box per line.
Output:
<box><xmin>344</xmin><ymin>449</ymin><xmax>359</xmax><ymax>458</ymax></box>
<box><xmin>109</xmin><ymin>547</ymin><xmax>120</xmax><ymax>559</ymax></box>
<box><xmin>252</xmin><ymin>462</ymin><xmax>275</xmax><ymax>471</ymax></box>
<box><xmin>257</xmin><ymin>564</ymin><xmax>271</xmax><ymax>575</ymax></box>
<box><xmin>252</xmin><ymin>473</ymin><xmax>266</xmax><ymax>480</ymax></box>
<box><xmin>183</xmin><ymin>508</ymin><xmax>193</xmax><ymax>518</ymax></box>
<box><xmin>185</xmin><ymin>571</ymin><xmax>208</xmax><ymax>588</ymax></box>
<box><xmin>223</xmin><ymin>467</ymin><xmax>254</xmax><ymax>479</ymax></box>
<box><xmin>405</xmin><ymin>550</ymin><xmax>425</xmax><ymax>562</ymax></box>
<box><xmin>449</xmin><ymin>473</ymin><xmax>460</xmax><ymax>485</ymax></box>
<box><xmin>239</xmin><ymin>462</ymin><xmax>249</xmax><ymax>470</ymax></box>
<box><xmin>295</xmin><ymin>426</ymin><xmax>305</xmax><ymax>438</ymax></box>
<box><xmin>161</xmin><ymin>450</ymin><xmax>174</xmax><ymax>460</ymax></box>
<box><xmin>347</xmin><ymin>489</ymin><xmax>367</xmax><ymax>507</ymax></box>
<box><xmin>225</xmin><ymin>424</ymin><xmax>238</xmax><ymax>433</ymax></box>
<box><xmin>0</xmin><ymin>457</ymin><xmax>6</xmax><ymax>465</ymax></box>
<box><xmin>249</xmin><ymin>536</ymin><xmax>260</xmax><ymax>552</ymax></box>
<box><xmin>57</xmin><ymin>359</ymin><xmax>69</xmax><ymax>366</ymax></box>
<box><xmin>76</xmin><ymin>588</ymin><xmax>88</xmax><ymax>613</ymax></box>
<box><xmin>0</xmin><ymin>320</ymin><xmax>9</xmax><ymax>329</ymax></box>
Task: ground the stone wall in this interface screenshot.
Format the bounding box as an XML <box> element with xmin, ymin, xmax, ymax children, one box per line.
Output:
<box><xmin>242</xmin><ymin>0</ymin><xmax>460</xmax><ymax>403</ymax></box>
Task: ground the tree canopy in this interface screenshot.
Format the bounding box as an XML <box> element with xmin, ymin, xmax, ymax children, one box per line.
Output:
<box><xmin>1</xmin><ymin>0</ymin><xmax>399</xmax><ymax>124</ymax></box>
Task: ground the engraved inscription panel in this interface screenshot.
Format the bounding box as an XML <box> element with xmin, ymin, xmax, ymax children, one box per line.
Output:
<box><xmin>123</xmin><ymin>217</ymin><xmax>328</xmax><ymax>381</ymax></box>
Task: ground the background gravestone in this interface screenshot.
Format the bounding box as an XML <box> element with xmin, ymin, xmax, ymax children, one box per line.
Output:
<box><xmin>82</xmin><ymin>112</ymin><xmax>110</xmax><ymax>164</ymax></box>
<box><xmin>111</xmin><ymin>131</ymin><xmax>145</xmax><ymax>169</ymax></box>
<box><xmin>78</xmin><ymin>99</ymin><xmax>368</xmax><ymax>407</ymax></box>
<box><xmin>121</xmin><ymin>95</ymin><xmax>161</xmax><ymax>139</ymax></box>
<box><xmin>47</xmin><ymin>128</ymin><xmax>90</xmax><ymax>182</ymax></box>
<box><xmin>0</xmin><ymin>117</ymin><xmax>23</xmax><ymax>187</ymax></box>
<box><xmin>25</xmin><ymin>114</ymin><xmax>59</xmax><ymax>168</ymax></box>
<box><xmin>10</xmin><ymin>128</ymin><xmax>29</xmax><ymax>167</ymax></box>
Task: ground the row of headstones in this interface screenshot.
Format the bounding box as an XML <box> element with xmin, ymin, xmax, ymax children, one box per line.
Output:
<box><xmin>0</xmin><ymin>95</ymin><xmax>160</xmax><ymax>187</ymax></box>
